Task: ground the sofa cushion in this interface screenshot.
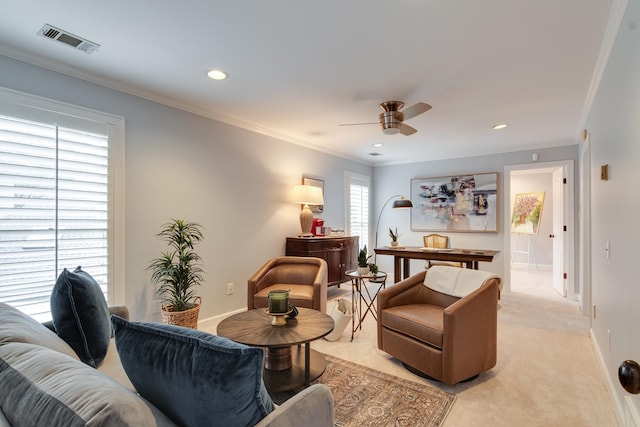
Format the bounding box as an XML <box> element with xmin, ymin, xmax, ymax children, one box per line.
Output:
<box><xmin>111</xmin><ymin>316</ymin><xmax>276</xmax><ymax>427</ymax></box>
<box><xmin>0</xmin><ymin>342</ymin><xmax>173</xmax><ymax>427</ymax></box>
<box><xmin>0</xmin><ymin>303</ymin><xmax>78</xmax><ymax>360</ymax></box>
<box><xmin>51</xmin><ymin>266</ymin><xmax>111</xmax><ymax>367</ymax></box>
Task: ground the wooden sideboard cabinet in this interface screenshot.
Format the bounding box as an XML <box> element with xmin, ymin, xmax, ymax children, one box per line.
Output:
<box><xmin>285</xmin><ymin>236</ymin><xmax>359</xmax><ymax>287</ymax></box>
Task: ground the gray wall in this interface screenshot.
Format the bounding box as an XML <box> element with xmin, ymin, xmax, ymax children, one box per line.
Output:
<box><xmin>0</xmin><ymin>54</ymin><xmax>372</xmax><ymax>325</ymax></box>
<box><xmin>371</xmin><ymin>145</ymin><xmax>579</xmax><ymax>291</ymax></box>
<box><xmin>584</xmin><ymin>0</ymin><xmax>640</xmax><ymax>419</ymax></box>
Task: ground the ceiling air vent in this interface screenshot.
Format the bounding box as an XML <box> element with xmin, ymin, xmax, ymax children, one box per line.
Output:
<box><xmin>37</xmin><ymin>24</ymin><xmax>100</xmax><ymax>54</ymax></box>
<box><xmin>368</xmin><ymin>152</ymin><xmax>383</xmax><ymax>156</ymax></box>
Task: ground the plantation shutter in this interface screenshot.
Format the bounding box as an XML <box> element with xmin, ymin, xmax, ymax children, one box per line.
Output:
<box><xmin>345</xmin><ymin>173</ymin><xmax>370</xmax><ymax>250</ymax></box>
<box><xmin>0</xmin><ymin>113</ymin><xmax>109</xmax><ymax>322</ymax></box>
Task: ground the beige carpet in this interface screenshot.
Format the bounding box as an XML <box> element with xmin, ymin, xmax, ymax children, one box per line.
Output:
<box><xmin>272</xmin><ymin>354</ymin><xmax>455</xmax><ymax>426</ymax></box>
<box><xmin>312</xmin><ymin>267</ymin><xmax>619</xmax><ymax>426</ymax></box>
<box><xmin>207</xmin><ymin>267</ymin><xmax>618</xmax><ymax>426</ymax></box>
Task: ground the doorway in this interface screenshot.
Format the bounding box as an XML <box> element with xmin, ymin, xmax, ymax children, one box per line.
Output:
<box><xmin>503</xmin><ymin>161</ymin><xmax>575</xmax><ymax>301</ymax></box>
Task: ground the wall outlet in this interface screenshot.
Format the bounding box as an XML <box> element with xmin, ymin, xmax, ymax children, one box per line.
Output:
<box><xmin>226</xmin><ymin>283</ymin><xmax>234</xmax><ymax>295</ymax></box>
<box><xmin>153</xmin><ymin>299</ymin><xmax>162</xmax><ymax>313</ymax></box>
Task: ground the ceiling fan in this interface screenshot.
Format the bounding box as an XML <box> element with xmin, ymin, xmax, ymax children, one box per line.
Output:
<box><xmin>340</xmin><ymin>101</ymin><xmax>432</xmax><ymax>136</ymax></box>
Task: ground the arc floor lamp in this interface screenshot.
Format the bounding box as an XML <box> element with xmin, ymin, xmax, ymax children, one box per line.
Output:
<box><xmin>374</xmin><ymin>194</ymin><xmax>413</xmax><ymax>252</ymax></box>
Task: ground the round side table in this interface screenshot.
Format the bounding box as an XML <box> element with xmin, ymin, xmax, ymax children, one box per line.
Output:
<box><xmin>345</xmin><ymin>270</ymin><xmax>387</xmax><ymax>341</ymax></box>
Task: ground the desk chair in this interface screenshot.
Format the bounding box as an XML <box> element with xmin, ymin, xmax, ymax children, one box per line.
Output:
<box><xmin>423</xmin><ymin>234</ymin><xmax>463</xmax><ymax>269</ymax></box>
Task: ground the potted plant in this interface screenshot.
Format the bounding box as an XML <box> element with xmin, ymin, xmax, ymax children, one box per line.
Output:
<box><xmin>389</xmin><ymin>227</ymin><xmax>400</xmax><ymax>246</ymax></box>
<box><xmin>357</xmin><ymin>245</ymin><xmax>371</xmax><ymax>275</ymax></box>
<box><xmin>148</xmin><ymin>219</ymin><xmax>205</xmax><ymax>329</ymax></box>
<box><xmin>368</xmin><ymin>262</ymin><xmax>379</xmax><ymax>275</ymax></box>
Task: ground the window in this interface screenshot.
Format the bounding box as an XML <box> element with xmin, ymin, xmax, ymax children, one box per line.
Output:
<box><xmin>345</xmin><ymin>172</ymin><xmax>370</xmax><ymax>250</ymax></box>
<box><xmin>0</xmin><ymin>88</ymin><xmax>124</xmax><ymax>322</ymax></box>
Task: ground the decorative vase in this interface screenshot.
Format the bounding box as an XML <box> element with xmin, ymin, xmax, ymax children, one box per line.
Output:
<box><xmin>391</xmin><ymin>240</ymin><xmax>399</xmax><ymax>247</ymax></box>
<box><xmin>357</xmin><ymin>266</ymin><xmax>370</xmax><ymax>275</ymax></box>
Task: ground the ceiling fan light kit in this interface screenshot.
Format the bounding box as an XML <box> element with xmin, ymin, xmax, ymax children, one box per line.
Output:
<box><xmin>380</xmin><ymin>113</ymin><xmax>402</xmax><ymax>135</ymax></box>
<box><xmin>382</xmin><ymin>127</ymin><xmax>401</xmax><ymax>135</ymax></box>
<box><xmin>341</xmin><ymin>100</ymin><xmax>431</xmax><ymax>136</ymax></box>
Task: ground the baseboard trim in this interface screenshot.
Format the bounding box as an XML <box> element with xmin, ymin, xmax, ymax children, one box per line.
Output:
<box><xmin>197</xmin><ymin>307</ymin><xmax>246</xmax><ymax>332</ymax></box>
<box><xmin>590</xmin><ymin>328</ymin><xmax>626</xmax><ymax>426</ymax></box>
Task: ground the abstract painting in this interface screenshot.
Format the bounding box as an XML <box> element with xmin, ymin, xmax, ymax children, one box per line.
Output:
<box><xmin>410</xmin><ymin>172</ymin><xmax>498</xmax><ymax>232</ymax></box>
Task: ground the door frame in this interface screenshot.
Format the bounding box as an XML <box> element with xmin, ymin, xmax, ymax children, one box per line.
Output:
<box><xmin>579</xmin><ymin>135</ymin><xmax>591</xmax><ymax>317</ymax></box>
<box><xmin>503</xmin><ymin>160</ymin><xmax>575</xmax><ymax>300</ymax></box>
<box><xmin>552</xmin><ymin>167</ymin><xmax>567</xmax><ymax>297</ymax></box>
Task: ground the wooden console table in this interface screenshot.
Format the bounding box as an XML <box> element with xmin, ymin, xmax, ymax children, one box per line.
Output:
<box><xmin>374</xmin><ymin>246</ymin><xmax>499</xmax><ymax>283</ymax></box>
<box><xmin>286</xmin><ymin>236</ymin><xmax>358</xmax><ymax>287</ymax></box>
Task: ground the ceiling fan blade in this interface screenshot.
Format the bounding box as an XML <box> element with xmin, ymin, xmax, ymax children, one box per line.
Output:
<box><xmin>399</xmin><ymin>123</ymin><xmax>418</xmax><ymax>136</ymax></box>
<box><xmin>338</xmin><ymin>122</ymin><xmax>379</xmax><ymax>127</ymax></box>
<box><xmin>401</xmin><ymin>102</ymin><xmax>432</xmax><ymax>121</ymax></box>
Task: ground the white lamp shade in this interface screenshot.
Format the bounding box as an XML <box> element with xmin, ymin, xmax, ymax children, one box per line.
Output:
<box><xmin>293</xmin><ymin>185</ymin><xmax>323</xmax><ymax>237</ymax></box>
<box><xmin>293</xmin><ymin>185</ymin><xmax>324</xmax><ymax>205</ymax></box>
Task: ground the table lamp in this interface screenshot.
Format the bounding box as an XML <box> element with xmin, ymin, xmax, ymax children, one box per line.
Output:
<box><xmin>293</xmin><ymin>185</ymin><xmax>324</xmax><ymax>237</ymax></box>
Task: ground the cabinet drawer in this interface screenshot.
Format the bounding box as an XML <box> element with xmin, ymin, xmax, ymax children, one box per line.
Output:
<box><xmin>286</xmin><ymin>238</ymin><xmax>352</xmax><ymax>251</ymax></box>
<box><xmin>286</xmin><ymin>240</ymin><xmax>314</xmax><ymax>252</ymax></box>
<box><xmin>320</xmin><ymin>240</ymin><xmax>346</xmax><ymax>250</ymax></box>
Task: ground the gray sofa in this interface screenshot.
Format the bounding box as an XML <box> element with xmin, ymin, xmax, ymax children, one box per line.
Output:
<box><xmin>0</xmin><ymin>303</ymin><xmax>334</xmax><ymax>427</ymax></box>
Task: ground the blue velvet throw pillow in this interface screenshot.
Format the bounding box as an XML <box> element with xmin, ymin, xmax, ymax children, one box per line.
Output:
<box><xmin>50</xmin><ymin>266</ymin><xmax>110</xmax><ymax>367</ymax></box>
<box><xmin>111</xmin><ymin>316</ymin><xmax>275</xmax><ymax>427</ymax></box>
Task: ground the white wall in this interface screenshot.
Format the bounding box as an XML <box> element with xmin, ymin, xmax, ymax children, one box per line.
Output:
<box><xmin>372</xmin><ymin>146</ymin><xmax>579</xmax><ymax>291</ymax></box>
<box><xmin>0</xmin><ymin>54</ymin><xmax>372</xmax><ymax>324</ymax></box>
<box><xmin>584</xmin><ymin>0</ymin><xmax>640</xmax><ymax>419</ymax></box>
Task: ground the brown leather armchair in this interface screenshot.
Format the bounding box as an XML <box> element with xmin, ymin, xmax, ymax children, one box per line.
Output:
<box><xmin>377</xmin><ymin>267</ymin><xmax>500</xmax><ymax>385</ymax></box>
<box><xmin>248</xmin><ymin>256</ymin><xmax>328</xmax><ymax>313</ymax></box>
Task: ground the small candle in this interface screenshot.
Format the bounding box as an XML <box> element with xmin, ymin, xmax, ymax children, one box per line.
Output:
<box><xmin>268</xmin><ymin>290</ymin><xmax>289</xmax><ymax>313</ymax></box>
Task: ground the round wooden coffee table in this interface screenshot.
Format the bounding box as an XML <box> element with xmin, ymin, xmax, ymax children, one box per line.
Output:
<box><xmin>217</xmin><ymin>307</ymin><xmax>334</xmax><ymax>392</ymax></box>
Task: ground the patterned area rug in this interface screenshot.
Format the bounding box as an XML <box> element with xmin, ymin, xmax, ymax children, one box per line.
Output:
<box><xmin>271</xmin><ymin>354</ymin><xmax>456</xmax><ymax>427</ymax></box>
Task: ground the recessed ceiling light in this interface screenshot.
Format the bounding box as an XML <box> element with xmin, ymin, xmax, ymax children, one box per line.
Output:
<box><xmin>372</xmin><ymin>143</ymin><xmax>383</xmax><ymax>147</ymax></box>
<box><xmin>207</xmin><ymin>69</ymin><xmax>227</xmax><ymax>80</ymax></box>
<box><xmin>492</xmin><ymin>123</ymin><xmax>508</xmax><ymax>130</ymax></box>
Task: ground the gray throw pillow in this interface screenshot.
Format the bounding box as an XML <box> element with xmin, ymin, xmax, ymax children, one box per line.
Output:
<box><xmin>0</xmin><ymin>342</ymin><xmax>167</xmax><ymax>427</ymax></box>
<box><xmin>0</xmin><ymin>302</ymin><xmax>78</xmax><ymax>359</ymax></box>
<box><xmin>111</xmin><ymin>316</ymin><xmax>275</xmax><ymax>427</ymax></box>
<box><xmin>50</xmin><ymin>266</ymin><xmax>110</xmax><ymax>367</ymax></box>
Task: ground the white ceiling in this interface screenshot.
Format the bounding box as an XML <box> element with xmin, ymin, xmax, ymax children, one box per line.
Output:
<box><xmin>0</xmin><ymin>1</ymin><xmax>613</xmax><ymax>165</ymax></box>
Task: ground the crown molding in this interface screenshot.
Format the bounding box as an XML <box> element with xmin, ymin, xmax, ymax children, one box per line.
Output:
<box><xmin>0</xmin><ymin>44</ymin><xmax>372</xmax><ymax>166</ymax></box>
<box><xmin>579</xmin><ymin>0</ymin><xmax>629</xmax><ymax>130</ymax></box>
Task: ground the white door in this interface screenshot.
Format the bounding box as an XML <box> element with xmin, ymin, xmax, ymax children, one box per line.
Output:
<box><xmin>552</xmin><ymin>167</ymin><xmax>566</xmax><ymax>296</ymax></box>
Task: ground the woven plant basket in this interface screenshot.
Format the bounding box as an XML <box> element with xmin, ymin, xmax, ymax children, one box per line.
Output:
<box><xmin>161</xmin><ymin>296</ymin><xmax>201</xmax><ymax>329</ymax></box>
